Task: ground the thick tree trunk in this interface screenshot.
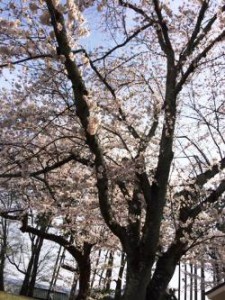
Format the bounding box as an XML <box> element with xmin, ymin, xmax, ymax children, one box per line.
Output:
<box><xmin>146</xmin><ymin>278</ymin><xmax>170</xmax><ymax>300</ymax></box>
<box><xmin>123</xmin><ymin>273</ymin><xmax>149</xmax><ymax>300</ymax></box>
<box><xmin>76</xmin><ymin>256</ymin><xmax>91</xmax><ymax>300</ymax></box>
<box><xmin>122</xmin><ymin>259</ymin><xmax>151</xmax><ymax>300</ymax></box>
<box><xmin>146</xmin><ymin>248</ymin><xmax>181</xmax><ymax>300</ymax></box>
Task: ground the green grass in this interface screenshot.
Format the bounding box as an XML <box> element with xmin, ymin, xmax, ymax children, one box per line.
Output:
<box><xmin>0</xmin><ymin>291</ymin><xmax>34</xmax><ymax>300</ymax></box>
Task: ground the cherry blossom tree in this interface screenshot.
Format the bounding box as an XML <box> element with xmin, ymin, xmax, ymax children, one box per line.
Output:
<box><xmin>1</xmin><ymin>1</ymin><xmax>225</xmax><ymax>300</ymax></box>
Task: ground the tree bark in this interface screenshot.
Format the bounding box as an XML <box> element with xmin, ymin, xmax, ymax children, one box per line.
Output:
<box><xmin>27</xmin><ymin>236</ymin><xmax>44</xmax><ymax>297</ymax></box>
<box><xmin>0</xmin><ymin>249</ymin><xmax>5</xmax><ymax>292</ymax></box>
<box><xmin>190</xmin><ymin>263</ymin><xmax>193</xmax><ymax>300</ymax></box>
<box><xmin>184</xmin><ymin>263</ymin><xmax>187</xmax><ymax>300</ymax></box>
<box><xmin>114</xmin><ymin>252</ymin><xmax>126</xmax><ymax>300</ymax></box>
<box><xmin>91</xmin><ymin>249</ymin><xmax>101</xmax><ymax>289</ymax></box>
<box><xmin>122</xmin><ymin>257</ymin><xmax>151</xmax><ymax>300</ymax></box>
<box><xmin>147</xmin><ymin>271</ymin><xmax>175</xmax><ymax>300</ymax></box>
<box><xmin>20</xmin><ymin>233</ymin><xmax>44</xmax><ymax>297</ymax></box>
<box><xmin>98</xmin><ymin>251</ymin><xmax>109</xmax><ymax>288</ymax></box>
<box><xmin>47</xmin><ymin>245</ymin><xmax>63</xmax><ymax>300</ymax></box>
<box><xmin>76</xmin><ymin>244</ymin><xmax>91</xmax><ymax>300</ymax></box>
<box><xmin>201</xmin><ymin>262</ymin><xmax>205</xmax><ymax>300</ymax></box>
<box><xmin>20</xmin><ymin>216</ymin><xmax>93</xmax><ymax>300</ymax></box>
<box><xmin>0</xmin><ymin>217</ymin><xmax>7</xmax><ymax>291</ymax></box>
<box><xmin>69</xmin><ymin>272</ymin><xmax>78</xmax><ymax>300</ymax></box>
<box><xmin>146</xmin><ymin>243</ymin><xmax>183</xmax><ymax>300</ymax></box>
<box><xmin>104</xmin><ymin>251</ymin><xmax>114</xmax><ymax>292</ymax></box>
<box><xmin>194</xmin><ymin>264</ymin><xmax>198</xmax><ymax>300</ymax></box>
<box><xmin>178</xmin><ymin>262</ymin><xmax>181</xmax><ymax>300</ymax></box>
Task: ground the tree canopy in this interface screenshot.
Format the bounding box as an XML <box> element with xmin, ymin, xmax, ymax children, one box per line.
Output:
<box><xmin>0</xmin><ymin>0</ymin><xmax>225</xmax><ymax>299</ymax></box>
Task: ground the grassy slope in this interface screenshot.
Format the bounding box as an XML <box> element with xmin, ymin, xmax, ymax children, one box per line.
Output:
<box><xmin>0</xmin><ymin>292</ymin><xmax>34</xmax><ymax>300</ymax></box>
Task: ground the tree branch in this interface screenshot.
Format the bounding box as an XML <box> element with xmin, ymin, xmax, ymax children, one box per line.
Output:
<box><xmin>45</xmin><ymin>0</ymin><xmax>126</xmax><ymax>242</ymax></box>
<box><xmin>176</xmin><ymin>29</ymin><xmax>225</xmax><ymax>93</ymax></box>
<box><xmin>0</xmin><ymin>54</ymin><xmax>53</xmax><ymax>69</ymax></box>
<box><xmin>119</xmin><ymin>0</ymin><xmax>152</xmax><ymax>21</ymax></box>
<box><xmin>93</xmin><ymin>23</ymin><xmax>153</xmax><ymax>63</ymax></box>
<box><xmin>0</xmin><ymin>153</ymin><xmax>92</xmax><ymax>179</ymax></box>
<box><xmin>179</xmin><ymin>1</ymin><xmax>209</xmax><ymax>61</ymax></box>
<box><xmin>152</xmin><ymin>0</ymin><xmax>174</xmax><ymax>55</ymax></box>
<box><xmin>195</xmin><ymin>156</ymin><xmax>225</xmax><ymax>187</ymax></box>
<box><xmin>19</xmin><ymin>214</ymin><xmax>84</xmax><ymax>261</ymax></box>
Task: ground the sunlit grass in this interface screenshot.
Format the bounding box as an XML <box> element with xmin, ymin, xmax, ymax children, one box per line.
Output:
<box><xmin>0</xmin><ymin>292</ymin><xmax>33</xmax><ymax>300</ymax></box>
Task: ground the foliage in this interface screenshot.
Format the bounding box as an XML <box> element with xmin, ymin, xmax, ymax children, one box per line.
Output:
<box><xmin>0</xmin><ymin>0</ymin><xmax>225</xmax><ymax>299</ymax></box>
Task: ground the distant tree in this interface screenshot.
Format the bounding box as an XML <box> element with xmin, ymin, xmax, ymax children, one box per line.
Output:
<box><xmin>0</xmin><ymin>217</ymin><xmax>8</xmax><ymax>291</ymax></box>
<box><xmin>0</xmin><ymin>191</ymin><xmax>20</xmax><ymax>291</ymax></box>
<box><xmin>2</xmin><ymin>211</ymin><xmax>94</xmax><ymax>300</ymax></box>
<box><xmin>19</xmin><ymin>214</ymin><xmax>50</xmax><ymax>297</ymax></box>
<box><xmin>114</xmin><ymin>251</ymin><xmax>126</xmax><ymax>300</ymax></box>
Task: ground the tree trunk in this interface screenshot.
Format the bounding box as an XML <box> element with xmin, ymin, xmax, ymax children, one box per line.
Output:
<box><xmin>200</xmin><ymin>262</ymin><xmax>205</xmax><ymax>300</ymax></box>
<box><xmin>190</xmin><ymin>263</ymin><xmax>193</xmax><ymax>300</ymax></box>
<box><xmin>184</xmin><ymin>263</ymin><xmax>187</xmax><ymax>300</ymax></box>
<box><xmin>69</xmin><ymin>272</ymin><xmax>78</xmax><ymax>300</ymax></box>
<box><xmin>20</xmin><ymin>250</ymin><xmax>35</xmax><ymax>295</ymax></box>
<box><xmin>194</xmin><ymin>264</ymin><xmax>198</xmax><ymax>300</ymax></box>
<box><xmin>122</xmin><ymin>259</ymin><xmax>151</xmax><ymax>300</ymax></box>
<box><xmin>69</xmin><ymin>242</ymin><xmax>92</xmax><ymax>300</ymax></box>
<box><xmin>76</xmin><ymin>256</ymin><xmax>91</xmax><ymax>300</ymax></box>
<box><xmin>47</xmin><ymin>245</ymin><xmax>63</xmax><ymax>299</ymax></box>
<box><xmin>147</xmin><ymin>277</ymin><xmax>171</xmax><ymax>300</ymax></box>
<box><xmin>104</xmin><ymin>251</ymin><xmax>114</xmax><ymax>293</ymax></box>
<box><xmin>0</xmin><ymin>218</ymin><xmax>7</xmax><ymax>291</ymax></box>
<box><xmin>91</xmin><ymin>249</ymin><xmax>101</xmax><ymax>289</ymax></box>
<box><xmin>98</xmin><ymin>250</ymin><xmax>109</xmax><ymax>288</ymax></box>
<box><xmin>27</xmin><ymin>236</ymin><xmax>44</xmax><ymax>297</ymax></box>
<box><xmin>178</xmin><ymin>262</ymin><xmax>181</xmax><ymax>300</ymax></box>
<box><xmin>19</xmin><ymin>218</ymin><xmax>93</xmax><ymax>300</ymax></box>
<box><xmin>211</xmin><ymin>249</ymin><xmax>221</xmax><ymax>284</ymax></box>
<box><xmin>114</xmin><ymin>252</ymin><xmax>126</xmax><ymax>300</ymax></box>
<box><xmin>146</xmin><ymin>249</ymin><xmax>181</xmax><ymax>300</ymax></box>
<box><xmin>0</xmin><ymin>250</ymin><xmax>5</xmax><ymax>292</ymax></box>
<box><xmin>20</xmin><ymin>235</ymin><xmax>44</xmax><ymax>297</ymax></box>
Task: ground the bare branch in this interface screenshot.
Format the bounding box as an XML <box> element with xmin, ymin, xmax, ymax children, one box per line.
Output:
<box><xmin>152</xmin><ymin>0</ymin><xmax>174</xmax><ymax>55</ymax></box>
<box><xmin>179</xmin><ymin>1</ymin><xmax>209</xmax><ymax>61</ymax></box>
<box><xmin>176</xmin><ymin>29</ymin><xmax>225</xmax><ymax>92</ymax></box>
<box><xmin>93</xmin><ymin>23</ymin><xmax>153</xmax><ymax>63</ymax></box>
<box><xmin>0</xmin><ymin>153</ymin><xmax>92</xmax><ymax>179</ymax></box>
